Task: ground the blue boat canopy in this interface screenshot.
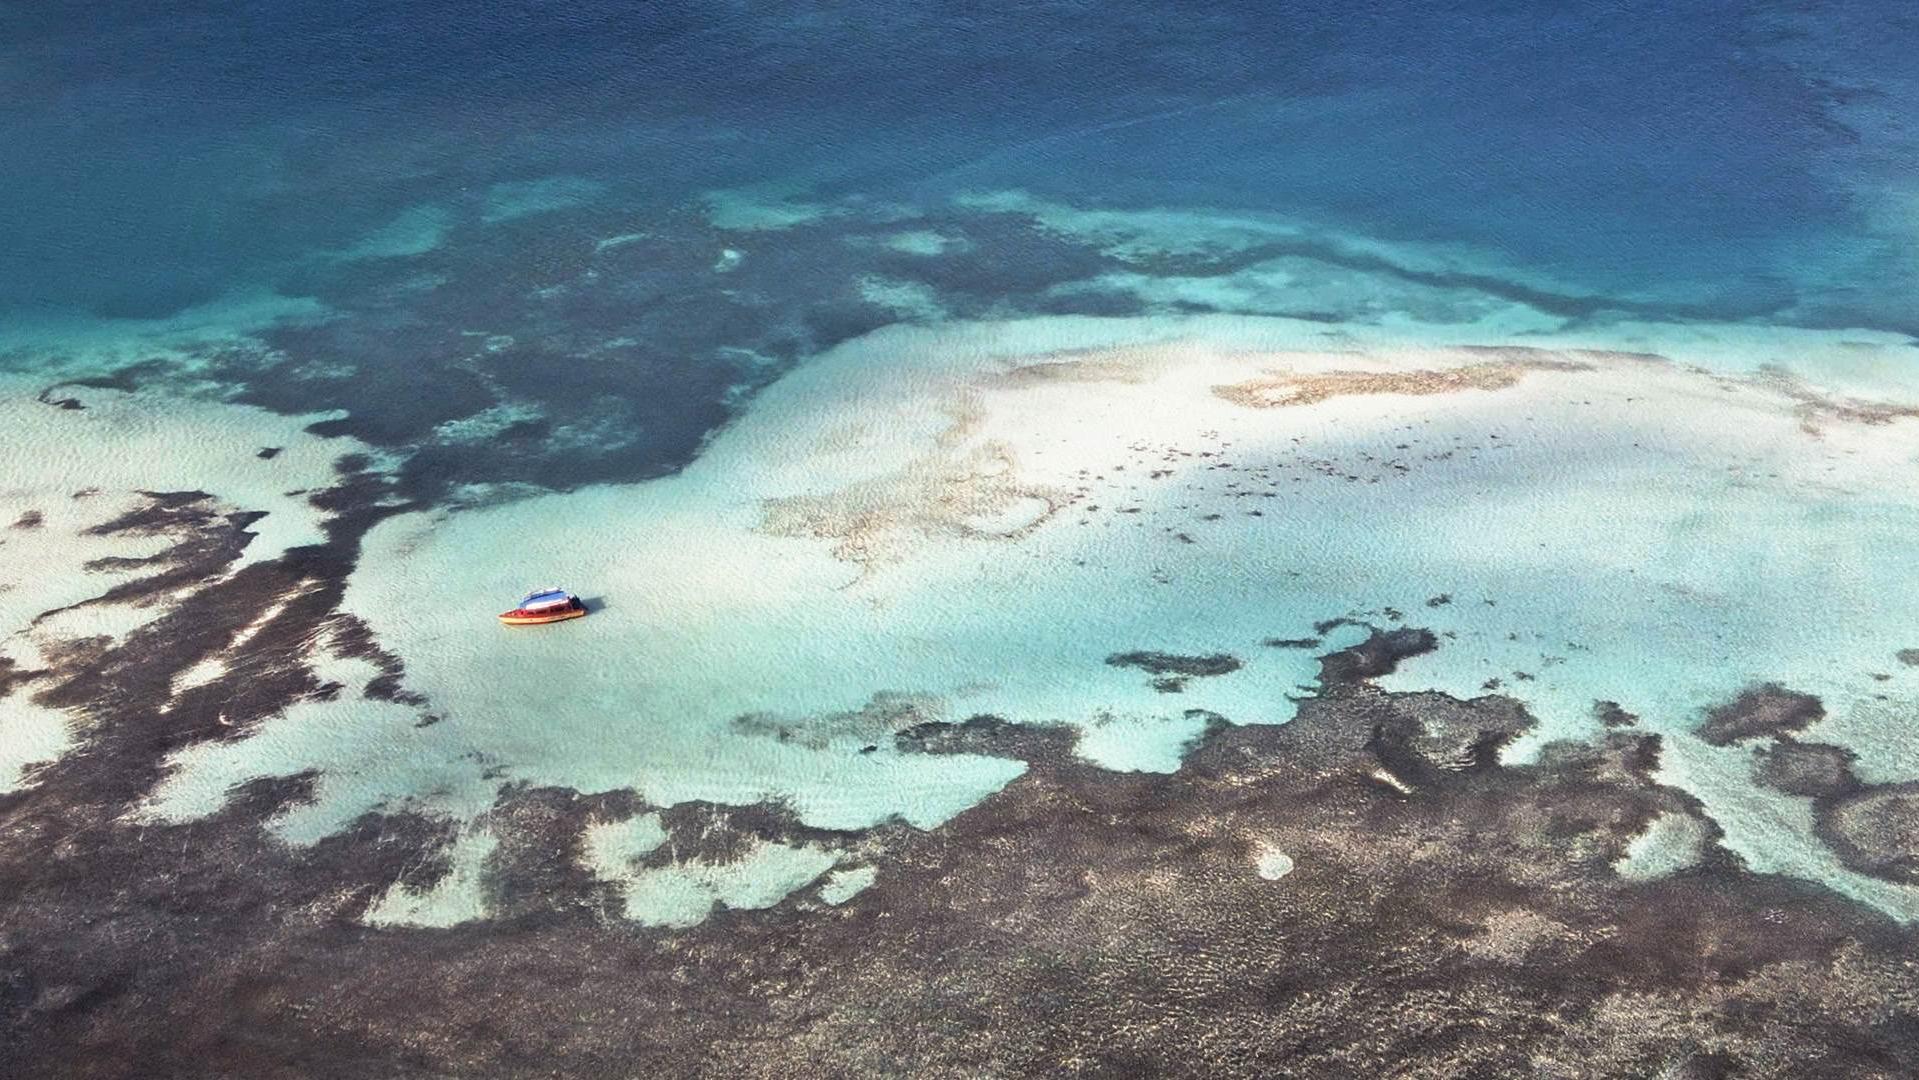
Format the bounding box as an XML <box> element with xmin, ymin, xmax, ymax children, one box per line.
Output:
<box><xmin>520</xmin><ymin>588</ymin><xmax>573</xmax><ymax>609</ymax></box>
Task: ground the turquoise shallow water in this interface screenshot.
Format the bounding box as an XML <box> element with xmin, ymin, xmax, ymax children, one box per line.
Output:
<box><xmin>131</xmin><ymin>305</ymin><xmax>1919</xmax><ymax>924</ymax></box>
<box><xmin>5</xmin><ymin>2</ymin><xmax>1919</xmax><ymax>924</ymax></box>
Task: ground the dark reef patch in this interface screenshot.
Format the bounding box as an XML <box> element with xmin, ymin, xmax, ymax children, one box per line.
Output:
<box><xmin>63</xmin><ymin>360</ymin><xmax>172</xmax><ymax>394</ymax></box>
<box><xmin>732</xmin><ymin>691</ymin><xmax>945</xmax><ymax>749</ymax></box>
<box><xmin>1695</xmin><ymin>682</ymin><xmax>1825</xmax><ymax>746</ymax></box>
<box><xmin>1104</xmin><ymin>652</ymin><xmax>1243</xmax><ymax>677</ymax></box>
<box><xmin>1815</xmin><ymin>782</ymin><xmax>1919</xmax><ymax>885</ymax></box>
<box><xmin>0</xmin><ymin>656</ymin><xmax>41</xmax><ymax>699</ymax></box>
<box><xmin>162</xmin><ymin>198</ymin><xmax>1162</xmax><ymax>507</ymax></box>
<box><xmin>1261</xmin><ymin>635</ymin><xmax>1320</xmax><ymax>649</ymax></box>
<box><xmin>1752</xmin><ymin>738</ymin><xmax>1860</xmax><ymax>800</ymax></box>
<box><xmin>1315</xmin><ymin>625</ymin><xmax>1437</xmax><ymax>686</ymax></box>
<box><xmin>0</xmin><ymin>196</ymin><xmax>1266</xmax><ymax>513</ymax></box>
<box><xmin>1105</xmin><ymin>650</ymin><xmax>1242</xmax><ymax>692</ymax></box>
<box><xmin>34</xmin><ymin>386</ymin><xmax>84</xmax><ymax>410</ymax></box>
<box><xmin>478</xmin><ymin>786</ymin><xmax>631</xmax><ymax>925</ymax></box>
<box><xmin>896</xmin><ymin>712</ymin><xmax>1084</xmax><ymax>763</ymax></box>
<box><xmin>17</xmin><ymin>492</ymin><xmax>269</xmax><ymax>633</ymax></box>
<box><xmin>1595</xmin><ymin>699</ymin><xmax>1639</xmax><ymax>728</ymax></box>
<box><xmin>1688</xmin><ymin>688</ymin><xmax>1919</xmax><ymax>892</ymax></box>
<box><xmin>8</xmin><ymin>599</ymin><xmax>1918</xmax><ymax>1077</ymax></box>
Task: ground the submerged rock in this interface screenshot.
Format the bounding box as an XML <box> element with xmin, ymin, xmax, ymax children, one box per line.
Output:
<box><xmin>1694</xmin><ymin>683</ymin><xmax>1825</xmax><ymax>746</ymax></box>
<box><xmin>1817</xmin><ymin>782</ymin><xmax>1919</xmax><ymax>885</ymax></box>
<box><xmin>1752</xmin><ymin>738</ymin><xmax>1860</xmax><ymax>799</ymax></box>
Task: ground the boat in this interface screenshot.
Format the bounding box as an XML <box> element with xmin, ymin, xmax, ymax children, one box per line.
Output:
<box><xmin>498</xmin><ymin>587</ymin><xmax>587</xmax><ymax>626</ymax></box>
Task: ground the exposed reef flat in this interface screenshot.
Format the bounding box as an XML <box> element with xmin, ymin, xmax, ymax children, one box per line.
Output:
<box><xmin>5</xmin><ymin>625</ymin><xmax>1918</xmax><ymax>1077</ymax></box>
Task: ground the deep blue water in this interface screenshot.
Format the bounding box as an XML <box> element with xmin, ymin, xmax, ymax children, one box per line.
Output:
<box><xmin>4</xmin><ymin>0</ymin><xmax>1915</xmax><ymax>327</ymax></box>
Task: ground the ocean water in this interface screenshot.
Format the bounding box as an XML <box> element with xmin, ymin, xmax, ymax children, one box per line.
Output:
<box><xmin>7</xmin><ymin>1</ymin><xmax>1919</xmax><ymax>925</ymax></box>
<box><xmin>6</xmin><ymin>1</ymin><xmax>1915</xmax><ymax>328</ymax></box>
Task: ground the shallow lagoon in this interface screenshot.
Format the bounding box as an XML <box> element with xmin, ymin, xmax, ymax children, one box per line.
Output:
<box><xmin>7</xmin><ymin>171</ymin><xmax>1919</xmax><ymax>927</ymax></box>
<box><xmin>126</xmin><ymin>301</ymin><xmax>1919</xmax><ymax>924</ymax></box>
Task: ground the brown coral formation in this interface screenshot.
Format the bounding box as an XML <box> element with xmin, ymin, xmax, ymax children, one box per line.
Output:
<box><xmin>1742</xmin><ymin>364</ymin><xmax>1919</xmax><ymax>435</ymax></box>
<box><xmin>6</xmin><ymin>613</ymin><xmax>1919</xmax><ymax>1079</ymax></box>
<box><xmin>1695</xmin><ymin>683</ymin><xmax>1825</xmax><ymax>747</ymax></box>
<box><xmin>758</xmin><ymin>397</ymin><xmax>1066</xmax><ymax>565</ymax></box>
<box><xmin>1211</xmin><ymin>356</ymin><xmax>1591</xmax><ymax>408</ymax></box>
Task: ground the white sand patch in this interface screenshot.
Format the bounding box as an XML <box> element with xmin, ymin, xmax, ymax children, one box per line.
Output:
<box><xmin>481</xmin><ymin>176</ymin><xmax>604</xmax><ymax>224</ymax></box>
<box><xmin>27</xmin><ymin>602</ymin><xmax>166</xmax><ymax>650</ymax></box>
<box><xmin>0</xmin><ymin>696</ymin><xmax>72</xmax><ymax>794</ymax></box>
<box><xmin>148</xmin><ymin>313</ymin><xmax>1919</xmax><ymax>917</ymax></box>
<box><xmin>704</xmin><ymin>186</ymin><xmax>840</xmax><ymax>231</ymax></box>
<box><xmin>818</xmin><ymin>865</ymin><xmax>878</xmax><ymax>905</ymax></box>
<box><xmin>1613</xmin><ymin>813</ymin><xmax>1712</xmax><ymax>882</ymax></box>
<box><xmin>594</xmin><ymin>232</ymin><xmax>648</xmax><ymax>252</ymax></box>
<box><xmin>1076</xmin><ymin>712</ymin><xmax>1212</xmax><ymax>774</ymax></box>
<box><xmin>0</xmin><ymin>492</ymin><xmax>168</xmax><ymax>789</ymax></box>
<box><xmin>581</xmin><ymin>813</ymin><xmax>839</xmax><ymax>927</ymax></box>
<box><xmin>1653</xmin><ymin>737</ymin><xmax>1919</xmax><ymax>917</ymax></box>
<box><xmin>364</xmin><ymin>829</ymin><xmax>498</xmax><ymax>929</ymax></box>
<box><xmin>857</xmin><ymin>276</ymin><xmax>947</xmax><ymax>321</ymax></box>
<box><xmin>332</xmin><ymin>204</ymin><xmax>450</xmax><ymax>261</ymax></box>
<box><xmin>883</xmin><ymin>231</ymin><xmax>959</xmax><ymax>256</ymax></box>
<box><xmin>168</xmin><ymin>655</ymin><xmax>229</xmax><ymax>699</ymax></box>
<box><xmin>1255</xmin><ymin>846</ymin><xmax>1296</xmax><ymax>881</ymax></box>
<box><xmin>579</xmin><ymin>813</ymin><xmax>669</xmax><ymax>881</ymax></box>
<box><xmin>139</xmin><ymin>632</ymin><xmax>474</xmax><ymax>842</ymax></box>
<box><xmin>0</xmin><ymin>382</ymin><xmax>360</xmax><ymax>571</ymax></box>
<box><xmin>613</xmin><ymin>841</ymin><xmax>839</xmax><ymax>928</ymax></box>
<box><xmin>1813</xmin><ymin>693</ymin><xmax>1919</xmax><ymax>786</ymax></box>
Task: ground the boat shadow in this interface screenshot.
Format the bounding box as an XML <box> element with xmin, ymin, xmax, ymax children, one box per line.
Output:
<box><xmin>579</xmin><ymin>595</ymin><xmax>608</xmax><ymax>613</ymax></box>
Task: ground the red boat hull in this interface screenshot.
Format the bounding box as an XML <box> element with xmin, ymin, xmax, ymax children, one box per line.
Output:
<box><xmin>498</xmin><ymin>604</ymin><xmax>587</xmax><ymax>626</ymax></box>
